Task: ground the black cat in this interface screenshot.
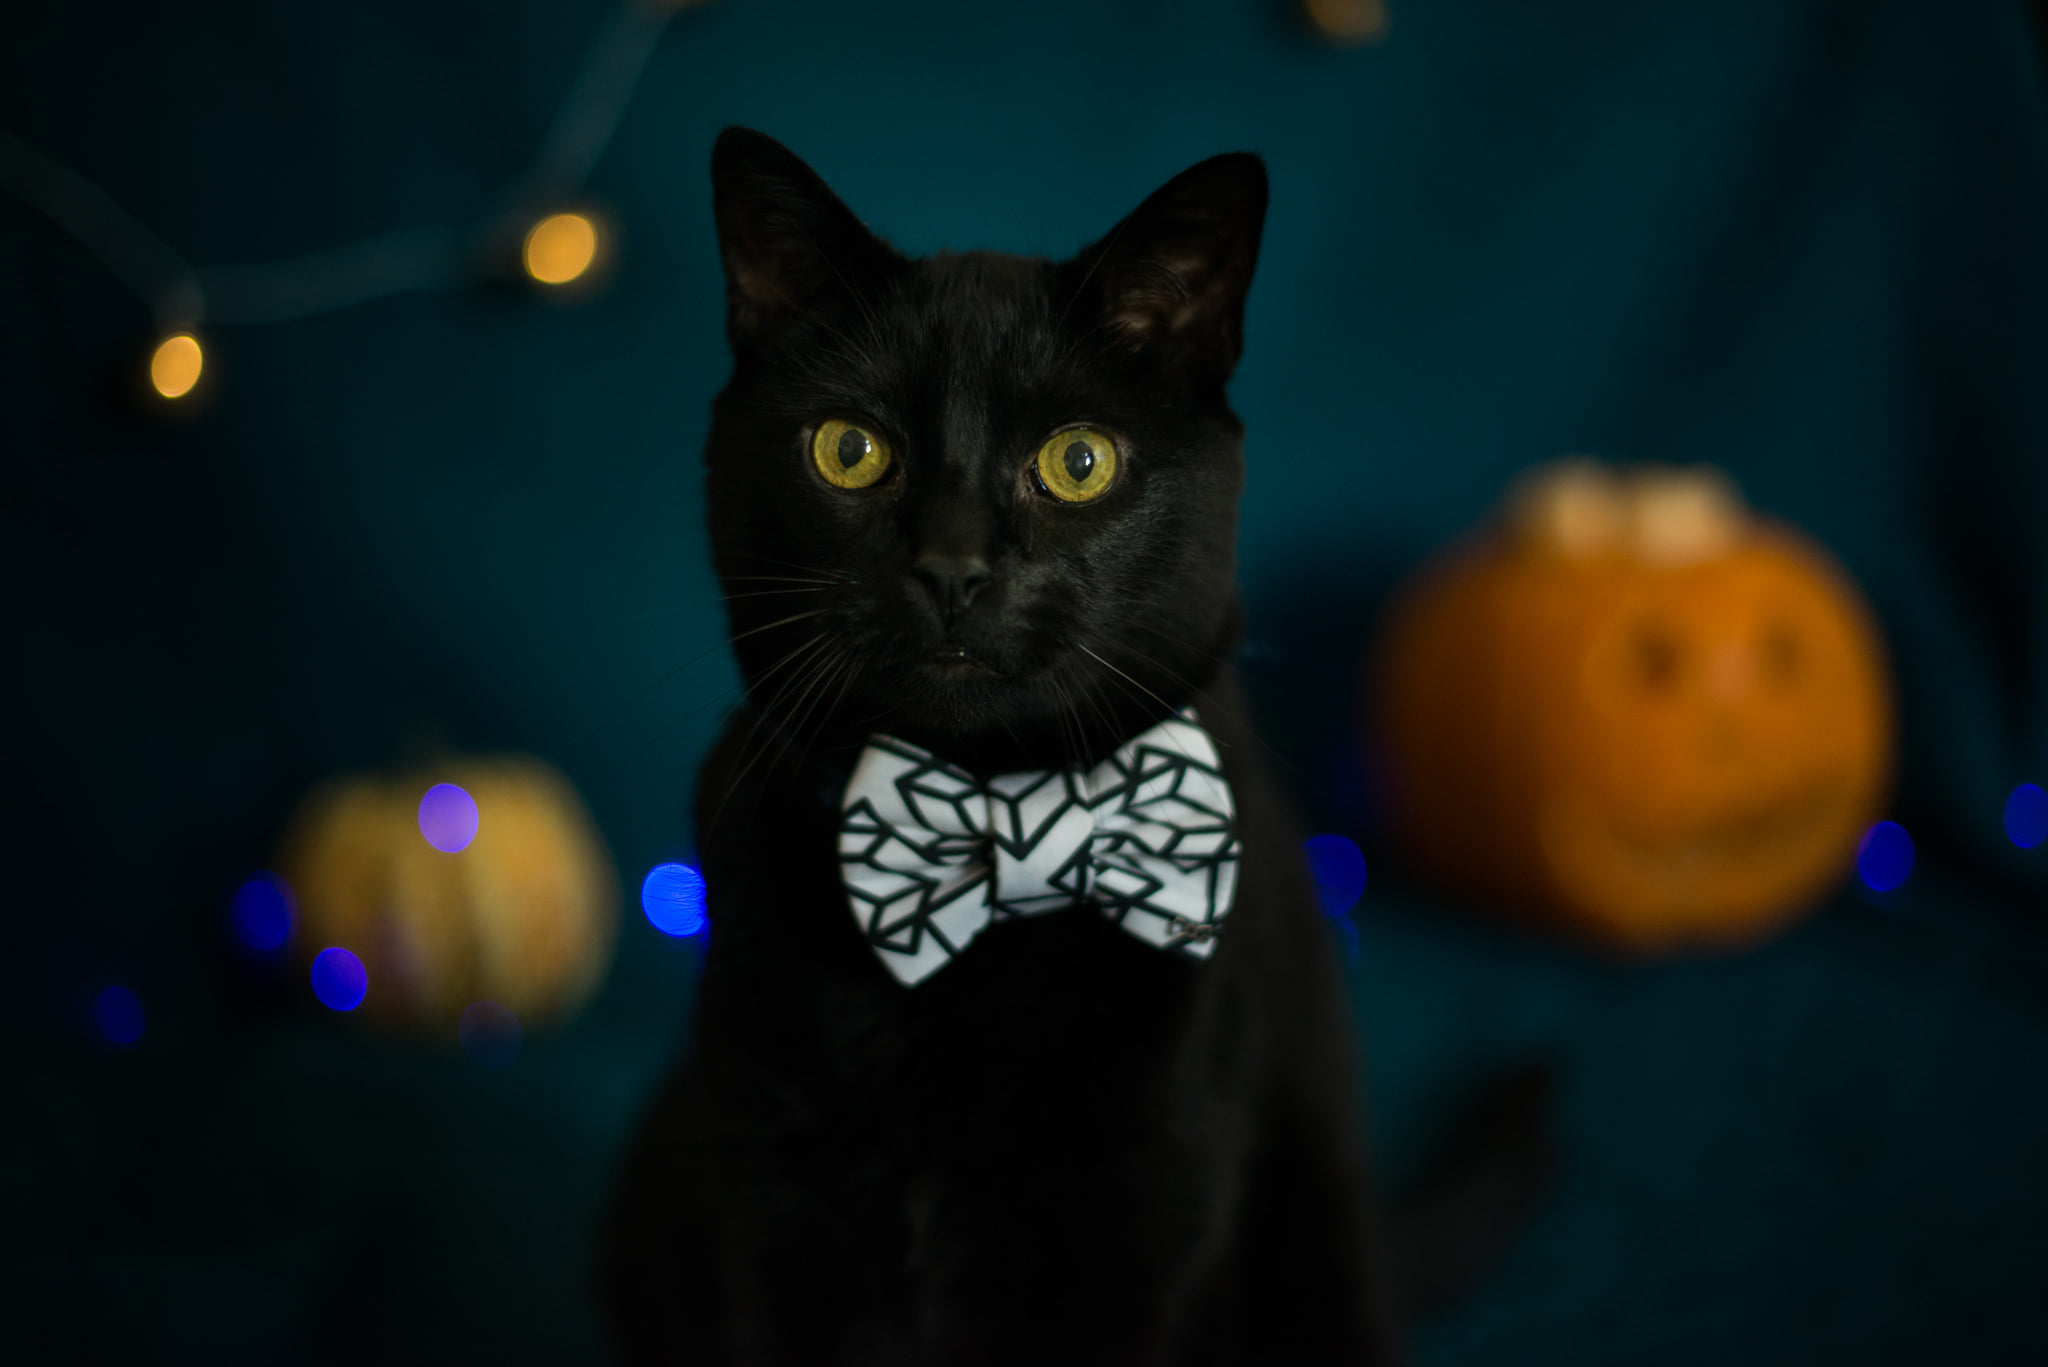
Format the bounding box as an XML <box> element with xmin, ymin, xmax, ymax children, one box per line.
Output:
<box><xmin>604</xmin><ymin>126</ymin><xmax>1405</xmax><ymax>1365</ymax></box>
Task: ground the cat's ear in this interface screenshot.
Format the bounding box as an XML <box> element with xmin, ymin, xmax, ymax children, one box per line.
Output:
<box><xmin>1065</xmin><ymin>153</ymin><xmax>1268</xmax><ymax>385</ymax></box>
<box><xmin>710</xmin><ymin>127</ymin><xmax>902</xmax><ymax>345</ymax></box>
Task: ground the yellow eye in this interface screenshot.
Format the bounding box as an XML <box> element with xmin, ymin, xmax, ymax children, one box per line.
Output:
<box><xmin>811</xmin><ymin>419</ymin><xmax>893</xmax><ymax>490</ymax></box>
<box><xmin>1035</xmin><ymin>428</ymin><xmax>1119</xmax><ymax>503</ymax></box>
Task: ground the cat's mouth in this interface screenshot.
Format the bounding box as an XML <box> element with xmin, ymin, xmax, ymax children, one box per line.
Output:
<box><xmin>926</xmin><ymin>646</ymin><xmax>1001</xmax><ymax>678</ymax></box>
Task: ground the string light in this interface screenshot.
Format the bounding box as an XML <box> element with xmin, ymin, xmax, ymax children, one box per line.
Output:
<box><xmin>1304</xmin><ymin>0</ymin><xmax>1390</xmax><ymax>44</ymax></box>
<box><xmin>0</xmin><ymin>0</ymin><xmax>695</xmax><ymax>393</ymax></box>
<box><xmin>524</xmin><ymin>212</ymin><xmax>600</xmax><ymax>285</ymax></box>
<box><xmin>149</xmin><ymin>333</ymin><xmax>203</xmax><ymax>399</ymax></box>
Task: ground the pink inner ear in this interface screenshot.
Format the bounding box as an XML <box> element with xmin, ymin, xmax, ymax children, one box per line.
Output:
<box><xmin>1106</xmin><ymin>245</ymin><xmax>1240</xmax><ymax>345</ymax></box>
<box><xmin>1074</xmin><ymin>152</ymin><xmax>1264</xmax><ymax>374</ymax></box>
<box><xmin>1105</xmin><ymin>272</ymin><xmax>1187</xmax><ymax>343</ymax></box>
<box><xmin>722</xmin><ymin>249</ymin><xmax>819</xmax><ymax>336</ymax></box>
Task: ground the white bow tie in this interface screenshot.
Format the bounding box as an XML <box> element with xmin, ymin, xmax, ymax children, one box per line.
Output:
<box><xmin>838</xmin><ymin>710</ymin><xmax>1240</xmax><ymax>986</ymax></box>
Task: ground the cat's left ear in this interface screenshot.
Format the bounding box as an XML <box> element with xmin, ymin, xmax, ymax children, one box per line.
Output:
<box><xmin>1065</xmin><ymin>153</ymin><xmax>1268</xmax><ymax>386</ymax></box>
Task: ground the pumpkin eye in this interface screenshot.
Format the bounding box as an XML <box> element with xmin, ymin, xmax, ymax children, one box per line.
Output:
<box><xmin>1762</xmin><ymin>624</ymin><xmax>1802</xmax><ymax>683</ymax></box>
<box><xmin>1034</xmin><ymin>428</ymin><xmax>1120</xmax><ymax>503</ymax></box>
<box><xmin>1632</xmin><ymin>624</ymin><xmax>1682</xmax><ymax>690</ymax></box>
<box><xmin>811</xmin><ymin>419</ymin><xmax>893</xmax><ymax>490</ymax></box>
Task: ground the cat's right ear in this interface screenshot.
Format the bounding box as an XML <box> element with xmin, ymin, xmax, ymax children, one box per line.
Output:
<box><xmin>1064</xmin><ymin>152</ymin><xmax>1268</xmax><ymax>388</ymax></box>
<box><xmin>710</xmin><ymin>128</ymin><xmax>901</xmax><ymax>347</ymax></box>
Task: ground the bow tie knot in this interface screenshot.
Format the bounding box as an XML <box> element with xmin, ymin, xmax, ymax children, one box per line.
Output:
<box><xmin>839</xmin><ymin>711</ymin><xmax>1240</xmax><ymax>985</ymax></box>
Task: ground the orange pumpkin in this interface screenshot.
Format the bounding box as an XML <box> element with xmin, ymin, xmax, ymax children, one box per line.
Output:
<box><xmin>1368</xmin><ymin>460</ymin><xmax>1893</xmax><ymax>952</ymax></box>
<box><xmin>277</xmin><ymin>754</ymin><xmax>618</xmax><ymax>1028</ymax></box>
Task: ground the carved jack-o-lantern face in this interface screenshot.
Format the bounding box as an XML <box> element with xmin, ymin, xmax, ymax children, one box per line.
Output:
<box><xmin>1371</xmin><ymin>462</ymin><xmax>1892</xmax><ymax>952</ymax></box>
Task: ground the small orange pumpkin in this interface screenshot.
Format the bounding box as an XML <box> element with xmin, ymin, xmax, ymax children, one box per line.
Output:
<box><xmin>1368</xmin><ymin>460</ymin><xmax>1893</xmax><ymax>953</ymax></box>
<box><xmin>277</xmin><ymin>754</ymin><xmax>618</xmax><ymax>1028</ymax></box>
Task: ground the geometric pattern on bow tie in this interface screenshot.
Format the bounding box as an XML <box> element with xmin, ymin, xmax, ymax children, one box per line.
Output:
<box><xmin>838</xmin><ymin>709</ymin><xmax>1240</xmax><ymax>986</ymax></box>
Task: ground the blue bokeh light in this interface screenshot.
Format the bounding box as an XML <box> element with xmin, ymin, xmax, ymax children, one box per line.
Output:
<box><xmin>459</xmin><ymin>1000</ymin><xmax>523</xmax><ymax>1069</ymax></box>
<box><xmin>310</xmin><ymin>946</ymin><xmax>369</xmax><ymax>1011</ymax></box>
<box><xmin>232</xmin><ymin>871</ymin><xmax>295</xmax><ymax>951</ymax></box>
<box><xmin>1302</xmin><ymin>834</ymin><xmax>1368</xmax><ymax>918</ymax></box>
<box><xmin>95</xmin><ymin>985</ymin><xmax>144</xmax><ymax>1047</ymax></box>
<box><xmin>641</xmin><ymin>862</ymin><xmax>707</xmax><ymax>937</ymax></box>
<box><xmin>2005</xmin><ymin>783</ymin><xmax>2047</xmax><ymax>850</ymax></box>
<box><xmin>418</xmin><ymin>782</ymin><xmax>480</xmax><ymax>853</ymax></box>
<box><xmin>1333</xmin><ymin>916</ymin><xmax>1361</xmax><ymax>962</ymax></box>
<box><xmin>1856</xmin><ymin>821</ymin><xmax>1915</xmax><ymax>893</ymax></box>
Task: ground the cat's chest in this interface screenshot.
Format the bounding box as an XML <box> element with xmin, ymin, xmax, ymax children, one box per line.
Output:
<box><xmin>701</xmin><ymin>795</ymin><xmax>1213</xmax><ymax>1112</ymax></box>
<box><xmin>695</xmin><ymin>719</ymin><xmax>1237</xmax><ymax>1130</ymax></box>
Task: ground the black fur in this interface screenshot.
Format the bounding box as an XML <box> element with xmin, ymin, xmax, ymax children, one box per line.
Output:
<box><xmin>603</xmin><ymin>127</ymin><xmax>1404</xmax><ymax>1364</ymax></box>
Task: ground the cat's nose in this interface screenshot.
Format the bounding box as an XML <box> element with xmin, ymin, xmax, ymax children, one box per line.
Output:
<box><xmin>912</xmin><ymin>551</ymin><xmax>992</xmax><ymax>619</ymax></box>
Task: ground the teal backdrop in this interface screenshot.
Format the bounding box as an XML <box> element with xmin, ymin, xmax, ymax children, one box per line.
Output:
<box><xmin>7</xmin><ymin>0</ymin><xmax>2047</xmax><ymax>1361</ymax></box>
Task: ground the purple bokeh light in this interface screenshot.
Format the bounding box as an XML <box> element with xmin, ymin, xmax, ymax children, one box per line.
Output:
<box><xmin>418</xmin><ymin>782</ymin><xmax>480</xmax><ymax>853</ymax></box>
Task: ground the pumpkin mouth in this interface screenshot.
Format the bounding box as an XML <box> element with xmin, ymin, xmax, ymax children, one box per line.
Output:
<box><xmin>1538</xmin><ymin>774</ymin><xmax>1861</xmax><ymax>947</ymax></box>
<box><xmin>1602</xmin><ymin>778</ymin><xmax>1850</xmax><ymax>870</ymax></box>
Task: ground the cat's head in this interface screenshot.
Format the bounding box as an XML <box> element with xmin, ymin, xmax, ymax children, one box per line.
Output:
<box><xmin>703</xmin><ymin>127</ymin><xmax>1266</xmax><ymax>773</ymax></box>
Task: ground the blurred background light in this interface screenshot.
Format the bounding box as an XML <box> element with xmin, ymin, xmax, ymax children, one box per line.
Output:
<box><xmin>2005</xmin><ymin>783</ymin><xmax>2047</xmax><ymax>850</ymax></box>
<box><xmin>418</xmin><ymin>782</ymin><xmax>479</xmax><ymax>853</ymax></box>
<box><xmin>458</xmin><ymin>1001</ymin><xmax>523</xmax><ymax>1069</ymax></box>
<box><xmin>148</xmin><ymin>333</ymin><xmax>202</xmax><ymax>398</ymax></box>
<box><xmin>1857</xmin><ymin>820</ymin><xmax>1915</xmax><ymax>893</ymax></box>
<box><xmin>1303</xmin><ymin>0</ymin><xmax>1390</xmax><ymax>45</ymax></box>
<box><xmin>1333</xmin><ymin>915</ymin><xmax>1361</xmax><ymax>961</ymax></box>
<box><xmin>231</xmin><ymin>870</ymin><xmax>295</xmax><ymax>951</ymax></box>
<box><xmin>523</xmin><ymin>212</ymin><xmax>598</xmax><ymax>285</ymax></box>
<box><xmin>94</xmin><ymin>985</ymin><xmax>144</xmax><ymax>1047</ymax></box>
<box><xmin>640</xmin><ymin>861</ymin><xmax>706</xmax><ymax>937</ymax></box>
<box><xmin>1302</xmin><ymin>833</ymin><xmax>1368</xmax><ymax>917</ymax></box>
<box><xmin>310</xmin><ymin>947</ymin><xmax>368</xmax><ymax>1012</ymax></box>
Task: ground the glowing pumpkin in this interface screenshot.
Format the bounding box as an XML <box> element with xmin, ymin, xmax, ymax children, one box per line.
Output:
<box><xmin>1368</xmin><ymin>460</ymin><xmax>1893</xmax><ymax>952</ymax></box>
<box><xmin>277</xmin><ymin>755</ymin><xmax>618</xmax><ymax>1028</ymax></box>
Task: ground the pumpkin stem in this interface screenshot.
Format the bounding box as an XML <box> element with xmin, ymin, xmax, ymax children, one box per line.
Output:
<box><xmin>1507</xmin><ymin>458</ymin><xmax>1748</xmax><ymax>566</ymax></box>
<box><xmin>1506</xmin><ymin>457</ymin><xmax>1625</xmax><ymax>559</ymax></box>
<box><xmin>1624</xmin><ymin>464</ymin><xmax>1748</xmax><ymax>566</ymax></box>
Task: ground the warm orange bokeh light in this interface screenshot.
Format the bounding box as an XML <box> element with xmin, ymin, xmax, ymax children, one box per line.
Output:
<box><xmin>1304</xmin><ymin>0</ymin><xmax>1389</xmax><ymax>43</ymax></box>
<box><xmin>523</xmin><ymin>212</ymin><xmax>599</xmax><ymax>285</ymax></box>
<box><xmin>150</xmin><ymin>334</ymin><xmax>204</xmax><ymax>399</ymax></box>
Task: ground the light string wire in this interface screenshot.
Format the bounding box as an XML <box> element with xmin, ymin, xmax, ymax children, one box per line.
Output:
<box><xmin>0</xmin><ymin>0</ymin><xmax>689</xmax><ymax>331</ymax></box>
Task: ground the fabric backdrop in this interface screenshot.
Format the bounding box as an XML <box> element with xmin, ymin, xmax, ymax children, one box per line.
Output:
<box><xmin>6</xmin><ymin>0</ymin><xmax>2046</xmax><ymax>1361</ymax></box>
